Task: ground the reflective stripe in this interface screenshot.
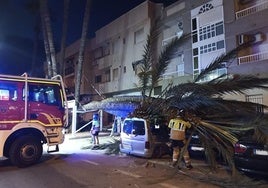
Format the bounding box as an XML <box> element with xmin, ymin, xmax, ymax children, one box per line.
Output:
<box><xmin>168</xmin><ymin>118</ymin><xmax>191</xmax><ymax>131</ymax></box>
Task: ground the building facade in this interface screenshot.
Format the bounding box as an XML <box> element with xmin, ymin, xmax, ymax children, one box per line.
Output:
<box><xmin>60</xmin><ymin>0</ymin><xmax>268</xmax><ymax>127</ymax></box>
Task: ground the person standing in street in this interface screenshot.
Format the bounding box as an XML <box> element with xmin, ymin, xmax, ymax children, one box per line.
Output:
<box><xmin>168</xmin><ymin>114</ymin><xmax>193</xmax><ymax>170</ymax></box>
<box><xmin>91</xmin><ymin>113</ymin><xmax>100</xmax><ymax>146</ymax></box>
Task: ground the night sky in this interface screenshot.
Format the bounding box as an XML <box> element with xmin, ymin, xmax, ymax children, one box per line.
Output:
<box><xmin>0</xmin><ymin>0</ymin><xmax>176</xmax><ymax>76</ymax></box>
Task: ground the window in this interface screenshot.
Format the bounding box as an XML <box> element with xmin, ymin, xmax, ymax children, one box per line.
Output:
<box><xmin>199</xmin><ymin>21</ymin><xmax>223</xmax><ymax>41</ymax></box>
<box><xmin>134</xmin><ymin>28</ymin><xmax>144</xmax><ymax>44</ymax></box>
<box><xmin>0</xmin><ymin>83</ymin><xmax>17</xmax><ymax>101</ymax></box>
<box><xmin>192</xmin><ymin>31</ymin><xmax>198</xmax><ymax>43</ymax></box>
<box><xmin>216</xmin><ymin>40</ymin><xmax>224</xmax><ymax>49</ymax></box>
<box><xmin>200</xmin><ymin>40</ymin><xmax>224</xmax><ymax>54</ymax></box>
<box><xmin>65</xmin><ymin>58</ymin><xmax>75</xmax><ymax>75</ymax></box>
<box><xmin>133</xmin><ymin>121</ymin><xmax>145</xmax><ymax>135</ymax></box>
<box><xmin>95</xmin><ymin>75</ymin><xmax>102</xmax><ymax>83</ymax></box>
<box><xmin>123</xmin><ymin>120</ymin><xmax>145</xmax><ymax>135</ymax></box>
<box><xmin>66</xmin><ymin>58</ymin><xmax>74</xmax><ymax>67</ymax></box>
<box><xmin>26</xmin><ymin>84</ymin><xmax>59</xmax><ymax>105</ymax></box>
<box><xmin>199</xmin><ymin>3</ymin><xmax>213</xmax><ymax>14</ymax></box>
<box><xmin>192</xmin><ymin>18</ymin><xmax>198</xmax><ymax>43</ymax></box>
<box><xmin>132</xmin><ymin>60</ymin><xmax>144</xmax><ymax>75</ymax></box>
<box><xmin>0</xmin><ymin>89</ymin><xmax>10</xmax><ymax>100</ymax></box>
<box><xmin>104</xmin><ymin>69</ymin><xmax>111</xmax><ymax>82</ymax></box>
<box><xmin>193</xmin><ymin>57</ymin><xmax>199</xmax><ymax>71</ymax></box>
<box><xmin>94</xmin><ymin>47</ymin><xmax>103</xmax><ymax>60</ymax></box>
<box><xmin>192</xmin><ymin>18</ymin><xmax>197</xmax><ymax>30</ymax></box>
<box><xmin>193</xmin><ymin>48</ymin><xmax>198</xmax><ymax>56</ymax></box>
<box><xmin>113</xmin><ymin>68</ymin><xmax>119</xmax><ymax>80</ymax></box>
<box><xmin>246</xmin><ymin>94</ymin><xmax>263</xmax><ymax>113</ymax></box>
<box><xmin>65</xmin><ymin>67</ymin><xmax>74</xmax><ymax>75</ymax></box>
<box><xmin>216</xmin><ymin>22</ymin><xmax>224</xmax><ymax>35</ymax></box>
<box><xmin>123</xmin><ymin>120</ymin><xmax>132</xmax><ymax>134</ymax></box>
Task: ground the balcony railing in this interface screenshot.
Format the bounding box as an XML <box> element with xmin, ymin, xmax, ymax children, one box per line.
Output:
<box><xmin>238</xmin><ymin>51</ymin><xmax>268</xmax><ymax>64</ymax></box>
<box><xmin>236</xmin><ymin>1</ymin><xmax>268</xmax><ymax>19</ymax></box>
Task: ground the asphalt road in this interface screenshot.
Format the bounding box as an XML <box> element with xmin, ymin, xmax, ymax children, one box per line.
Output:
<box><xmin>0</xmin><ymin>132</ymin><xmax>267</xmax><ymax>188</ymax></box>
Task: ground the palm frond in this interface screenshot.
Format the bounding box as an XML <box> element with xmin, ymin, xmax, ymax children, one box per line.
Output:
<box><xmin>138</xmin><ymin>32</ymin><xmax>153</xmax><ymax>96</ymax></box>
<box><xmin>207</xmin><ymin>75</ymin><xmax>268</xmax><ymax>96</ymax></box>
<box><xmin>82</xmin><ymin>96</ymin><xmax>142</xmax><ymax>117</ymax></box>
<box><xmin>165</xmin><ymin>75</ymin><xmax>268</xmax><ymax>121</ymax></box>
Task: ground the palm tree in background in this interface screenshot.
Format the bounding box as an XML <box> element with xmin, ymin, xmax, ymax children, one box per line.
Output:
<box><xmin>59</xmin><ymin>0</ymin><xmax>70</xmax><ymax>76</ymax></box>
<box><xmin>39</xmin><ymin>0</ymin><xmax>57</xmax><ymax>78</ymax></box>
<box><xmin>74</xmin><ymin>0</ymin><xmax>92</xmax><ymax>105</ymax></box>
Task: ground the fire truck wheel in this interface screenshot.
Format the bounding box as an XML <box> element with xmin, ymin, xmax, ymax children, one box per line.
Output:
<box><xmin>9</xmin><ymin>136</ymin><xmax>43</xmax><ymax>168</ymax></box>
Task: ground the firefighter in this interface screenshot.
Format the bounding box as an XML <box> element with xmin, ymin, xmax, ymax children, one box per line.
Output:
<box><xmin>168</xmin><ymin>114</ymin><xmax>193</xmax><ymax>170</ymax></box>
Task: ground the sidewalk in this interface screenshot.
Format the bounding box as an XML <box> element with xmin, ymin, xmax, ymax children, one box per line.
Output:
<box><xmin>65</xmin><ymin>131</ymin><xmax>120</xmax><ymax>142</ymax></box>
<box><xmin>60</xmin><ymin>131</ymin><xmax>120</xmax><ymax>153</ymax></box>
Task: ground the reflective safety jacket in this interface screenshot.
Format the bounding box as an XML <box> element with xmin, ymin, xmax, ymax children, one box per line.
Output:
<box><xmin>168</xmin><ymin>117</ymin><xmax>191</xmax><ymax>140</ymax></box>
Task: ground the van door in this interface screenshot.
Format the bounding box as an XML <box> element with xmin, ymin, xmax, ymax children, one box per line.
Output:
<box><xmin>121</xmin><ymin>118</ymin><xmax>147</xmax><ymax>156</ymax></box>
<box><xmin>130</xmin><ymin>119</ymin><xmax>146</xmax><ymax>155</ymax></box>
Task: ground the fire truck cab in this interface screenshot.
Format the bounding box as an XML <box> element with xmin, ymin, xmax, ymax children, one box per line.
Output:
<box><xmin>0</xmin><ymin>73</ymin><xmax>68</xmax><ymax>167</ymax></box>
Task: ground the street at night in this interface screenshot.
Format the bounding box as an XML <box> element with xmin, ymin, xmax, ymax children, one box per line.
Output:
<box><xmin>0</xmin><ymin>132</ymin><xmax>267</xmax><ymax>188</ymax></box>
<box><xmin>1</xmin><ymin>1</ymin><xmax>268</xmax><ymax>188</ymax></box>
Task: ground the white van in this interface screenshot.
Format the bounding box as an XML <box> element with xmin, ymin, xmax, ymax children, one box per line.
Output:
<box><xmin>119</xmin><ymin>117</ymin><xmax>170</xmax><ymax>158</ymax></box>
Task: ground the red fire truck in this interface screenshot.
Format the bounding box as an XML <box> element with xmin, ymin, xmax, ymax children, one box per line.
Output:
<box><xmin>0</xmin><ymin>73</ymin><xmax>68</xmax><ymax>167</ymax></box>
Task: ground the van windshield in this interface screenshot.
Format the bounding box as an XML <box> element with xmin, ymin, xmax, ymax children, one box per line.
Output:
<box><xmin>123</xmin><ymin>120</ymin><xmax>145</xmax><ymax>135</ymax></box>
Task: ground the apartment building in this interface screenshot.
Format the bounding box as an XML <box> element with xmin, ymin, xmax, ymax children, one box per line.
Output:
<box><xmin>225</xmin><ymin>0</ymin><xmax>268</xmax><ymax>111</ymax></box>
<box><xmin>162</xmin><ymin>0</ymin><xmax>268</xmax><ymax>112</ymax></box>
<box><xmin>59</xmin><ymin>39</ymin><xmax>93</xmax><ymax>102</ymax></box>
<box><xmin>61</xmin><ymin>0</ymin><xmax>268</xmax><ymax>127</ymax></box>
<box><xmin>90</xmin><ymin>1</ymin><xmax>163</xmax><ymax>97</ymax></box>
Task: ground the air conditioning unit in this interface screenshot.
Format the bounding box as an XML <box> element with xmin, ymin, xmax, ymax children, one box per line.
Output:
<box><xmin>253</xmin><ymin>32</ymin><xmax>266</xmax><ymax>43</ymax></box>
<box><xmin>238</xmin><ymin>34</ymin><xmax>252</xmax><ymax>44</ymax></box>
<box><xmin>238</xmin><ymin>32</ymin><xmax>265</xmax><ymax>45</ymax></box>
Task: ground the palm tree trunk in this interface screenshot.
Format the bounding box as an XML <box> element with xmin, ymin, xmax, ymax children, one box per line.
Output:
<box><xmin>74</xmin><ymin>0</ymin><xmax>92</xmax><ymax>104</ymax></box>
<box><xmin>39</xmin><ymin>1</ymin><xmax>51</xmax><ymax>78</ymax></box>
<box><xmin>59</xmin><ymin>0</ymin><xmax>70</xmax><ymax>76</ymax></box>
<box><xmin>39</xmin><ymin>0</ymin><xmax>57</xmax><ymax>77</ymax></box>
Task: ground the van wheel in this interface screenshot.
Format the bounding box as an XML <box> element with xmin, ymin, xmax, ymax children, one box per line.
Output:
<box><xmin>9</xmin><ymin>136</ymin><xmax>43</xmax><ymax>168</ymax></box>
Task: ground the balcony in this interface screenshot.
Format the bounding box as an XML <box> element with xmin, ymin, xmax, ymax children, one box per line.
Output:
<box><xmin>238</xmin><ymin>51</ymin><xmax>268</xmax><ymax>64</ymax></box>
<box><xmin>236</xmin><ymin>1</ymin><xmax>268</xmax><ymax>19</ymax></box>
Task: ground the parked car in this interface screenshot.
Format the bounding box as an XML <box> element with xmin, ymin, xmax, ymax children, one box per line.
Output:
<box><xmin>187</xmin><ymin>134</ymin><xmax>205</xmax><ymax>158</ymax></box>
<box><xmin>119</xmin><ymin>117</ymin><xmax>171</xmax><ymax>158</ymax></box>
<box><xmin>234</xmin><ymin>135</ymin><xmax>268</xmax><ymax>178</ymax></box>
